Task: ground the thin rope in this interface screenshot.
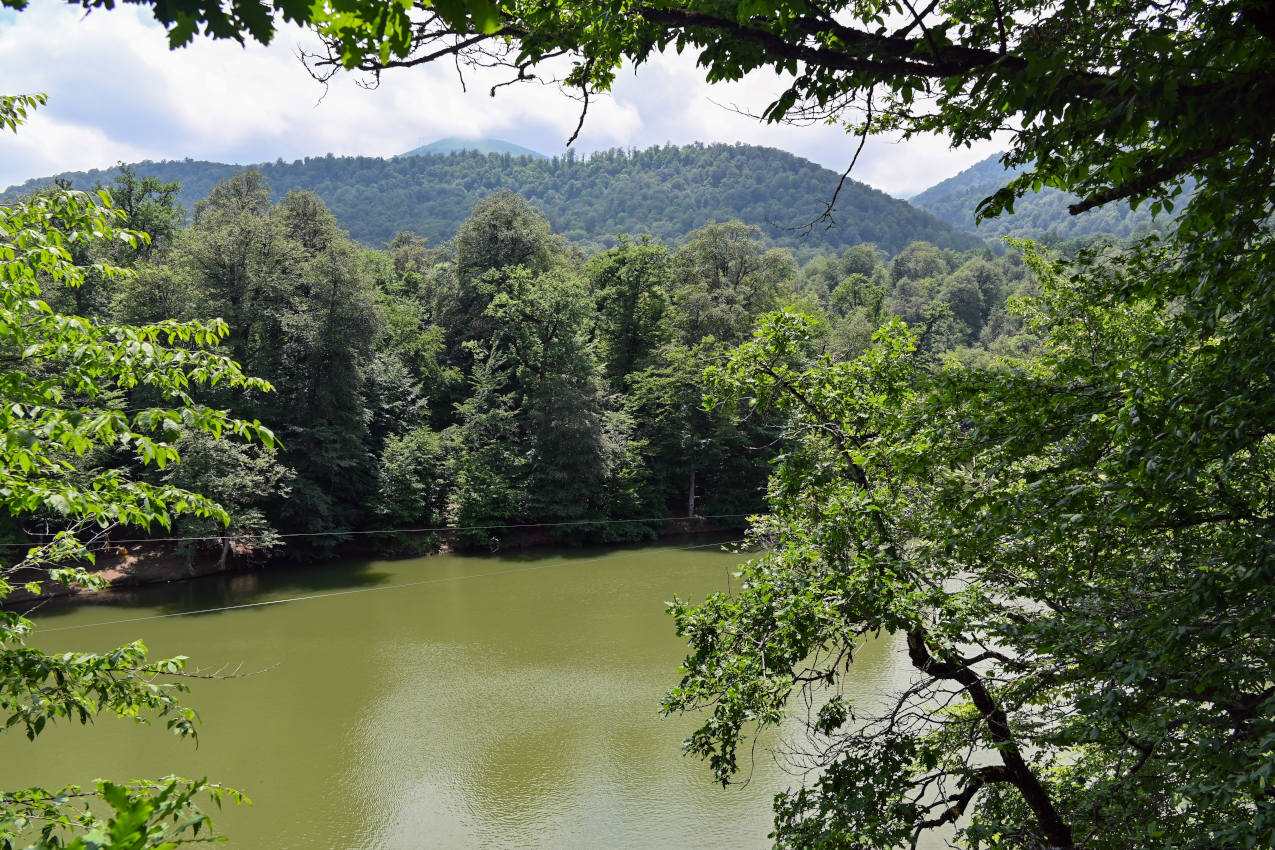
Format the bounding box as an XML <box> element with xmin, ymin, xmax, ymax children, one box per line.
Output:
<box><xmin>36</xmin><ymin>538</ymin><xmax>748</xmax><ymax>633</ymax></box>
<box><xmin>1</xmin><ymin>513</ymin><xmax>752</xmax><ymax>548</ymax></box>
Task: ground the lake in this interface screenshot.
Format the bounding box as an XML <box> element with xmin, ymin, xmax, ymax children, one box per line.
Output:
<box><xmin>1</xmin><ymin>538</ymin><xmax>916</xmax><ymax>848</ymax></box>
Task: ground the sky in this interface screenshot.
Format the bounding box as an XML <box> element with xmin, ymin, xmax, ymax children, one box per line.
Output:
<box><xmin>0</xmin><ymin>0</ymin><xmax>1007</xmax><ymax>197</ymax></box>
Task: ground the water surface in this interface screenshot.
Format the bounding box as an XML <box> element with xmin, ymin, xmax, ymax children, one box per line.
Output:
<box><xmin>2</xmin><ymin>539</ymin><xmax>913</xmax><ymax>848</ymax></box>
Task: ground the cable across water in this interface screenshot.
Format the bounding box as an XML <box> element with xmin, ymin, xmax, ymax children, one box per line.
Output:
<box><xmin>2</xmin><ymin>513</ymin><xmax>753</xmax><ymax>548</ymax></box>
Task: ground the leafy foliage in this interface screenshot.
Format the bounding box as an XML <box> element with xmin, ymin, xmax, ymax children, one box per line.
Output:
<box><xmin>0</xmin><ymin>0</ymin><xmax>504</xmax><ymax>56</ymax></box>
<box><xmin>4</xmin><ymin>163</ymin><xmax>1034</xmax><ymax>553</ymax></box>
<box><xmin>0</xmin><ymin>95</ymin><xmax>45</xmax><ymax>135</ymax></box>
<box><xmin>664</xmin><ymin>231</ymin><xmax>1275</xmax><ymax>846</ymax></box>
<box><xmin>1</xmin><ymin>777</ymin><xmax>246</xmax><ymax>850</ymax></box>
<box><xmin>668</xmin><ymin>234</ymin><xmax>1275</xmax><ymax>850</ymax></box>
<box><xmin>1</xmin><ymin>165</ymin><xmax>270</xmax><ymax>845</ymax></box>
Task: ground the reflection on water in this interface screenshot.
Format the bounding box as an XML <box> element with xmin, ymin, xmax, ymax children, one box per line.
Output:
<box><xmin>2</xmin><ymin>539</ymin><xmax>920</xmax><ymax>849</ymax></box>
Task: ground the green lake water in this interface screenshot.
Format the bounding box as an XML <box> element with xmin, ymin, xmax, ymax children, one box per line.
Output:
<box><xmin>1</xmin><ymin>538</ymin><xmax>915</xmax><ymax>849</ymax></box>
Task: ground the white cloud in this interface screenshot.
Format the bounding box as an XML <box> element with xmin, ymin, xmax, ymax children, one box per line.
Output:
<box><xmin>0</xmin><ymin>0</ymin><xmax>1007</xmax><ymax>196</ymax></box>
<box><xmin>602</xmin><ymin>51</ymin><xmax>1010</xmax><ymax>197</ymax></box>
<box><xmin>0</xmin><ymin>112</ymin><xmax>154</xmax><ymax>185</ymax></box>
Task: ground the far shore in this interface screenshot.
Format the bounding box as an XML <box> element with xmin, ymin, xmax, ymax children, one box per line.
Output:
<box><xmin>3</xmin><ymin>516</ymin><xmax>747</xmax><ymax>607</ymax></box>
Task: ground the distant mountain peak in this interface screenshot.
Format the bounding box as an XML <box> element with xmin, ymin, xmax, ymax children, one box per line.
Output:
<box><xmin>396</xmin><ymin>138</ymin><xmax>549</xmax><ymax>160</ymax></box>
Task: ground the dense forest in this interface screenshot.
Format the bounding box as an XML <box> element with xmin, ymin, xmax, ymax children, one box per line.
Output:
<box><xmin>911</xmin><ymin>153</ymin><xmax>1174</xmax><ymax>240</ymax></box>
<box><xmin>0</xmin><ymin>143</ymin><xmax>985</xmax><ymax>256</ymax></box>
<box><xmin>7</xmin><ymin>167</ymin><xmax>1035</xmax><ymax>562</ymax></box>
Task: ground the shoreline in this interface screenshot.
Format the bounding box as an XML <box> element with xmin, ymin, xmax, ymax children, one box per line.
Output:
<box><xmin>4</xmin><ymin>516</ymin><xmax>748</xmax><ymax>608</ymax></box>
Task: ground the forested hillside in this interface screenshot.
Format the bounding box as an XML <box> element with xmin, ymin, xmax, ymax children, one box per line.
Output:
<box><xmin>3</xmin><ymin>169</ymin><xmax>1031</xmax><ymax>561</ymax></box>
<box><xmin>1</xmin><ymin>143</ymin><xmax>983</xmax><ymax>255</ymax></box>
<box><xmin>911</xmin><ymin>153</ymin><xmax>1168</xmax><ymax>240</ymax></box>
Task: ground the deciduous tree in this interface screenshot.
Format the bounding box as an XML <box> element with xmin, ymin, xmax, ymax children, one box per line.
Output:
<box><xmin>667</xmin><ymin>239</ymin><xmax>1275</xmax><ymax>847</ymax></box>
<box><xmin>1</xmin><ymin>95</ymin><xmax>273</xmax><ymax>848</ymax></box>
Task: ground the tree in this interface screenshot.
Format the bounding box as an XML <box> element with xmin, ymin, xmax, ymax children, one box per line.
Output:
<box><xmin>484</xmin><ymin>266</ymin><xmax>612</xmax><ymax>523</ymax></box>
<box><xmin>623</xmin><ymin>341</ymin><xmax>772</xmax><ymax>521</ymax></box>
<box><xmin>271</xmin><ymin>204</ymin><xmax>380</xmax><ymax>534</ymax></box>
<box><xmin>588</xmin><ymin>235</ymin><xmax>673</xmax><ymax>387</ymax></box>
<box><xmin>670</xmin><ymin>222</ymin><xmax>795</xmax><ymax>346</ymax></box>
<box><xmin>371</xmin><ymin>425</ymin><xmax>443</xmax><ymax>526</ymax></box>
<box><xmin>442</xmin><ymin>345</ymin><xmax>526</xmax><ymax>546</ymax></box>
<box><xmin>179</xmin><ymin>176</ymin><xmax>384</xmax><ymax>539</ymax></box>
<box><xmin>159</xmin><ymin>426</ymin><xmax>294</xmax><ymax>570</ymax></box>
<box><xmin>665</xmin><ymin>239</ymin><xmax>1275</xmax><ymax>847</ymax></box>
<box><xmin>180</xmin><ymin>170</ymin><xmax>295</xmax><ymax>368</ymax></box>
<box><xmin>446</xmin><ymin>191</ymin><xmax>565</xmax><ymax>356</ymax></box>
<box><xmin>455</xmin><ymin>191</ymin><xmax>559</xmax><ymax>283</ymax></box>
<box><xmin>1</xmin><ymin>96</ymin><xmax>273</xmax><ymax>846</ymax></box>
<box><xmin>99</xmin><ymin>165</ymin><xmax>184</xmax><ymax>263</ymax></box>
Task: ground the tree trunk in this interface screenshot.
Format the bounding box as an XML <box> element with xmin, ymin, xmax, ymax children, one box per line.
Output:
<box><xmin>687</xmin><ymin>467</ymin><xmax>696</xmax><ymax>517</ymax></box>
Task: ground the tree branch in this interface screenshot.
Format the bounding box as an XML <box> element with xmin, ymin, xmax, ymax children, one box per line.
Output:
<box><xmin>913</xmin><ymin>764</ymin><xmax>1013</xmax><ymax>837</ymax></box>
<box><xmin>1067</xmin><ymin>141</ymin><xmax>1234</xmax><ymax>214</ymax></box>
<box><xmin>907</xmin><ymin>630</ymin><xmax>1074</xmax><ymax>848</ymax></box>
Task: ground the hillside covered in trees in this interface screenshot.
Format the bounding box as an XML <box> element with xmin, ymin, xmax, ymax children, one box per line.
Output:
<box><xmin>0</xmin><ymin>143</ymin><xmax>984</xmax><ymax>256</ymax></box>
<box><xmin>911</xmin><ymin>153</ymin><xmax>1171</xmax><ymax>241</ymax></box>
<box><xmin>2</xmin><ymin>168</ymin><xmax>1034</xmax><ymax>562</ymax></box>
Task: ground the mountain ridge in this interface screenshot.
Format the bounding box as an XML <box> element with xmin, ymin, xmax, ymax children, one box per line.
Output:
<box><xmin>911</xmin><ymin>153</ymin><xmax>1164</xmax><ymax>241</ymax></box>
<box><xmin>2</xmin><ymin>142</ymin><xmax>985</xmax><ymax>256</ymax></box>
